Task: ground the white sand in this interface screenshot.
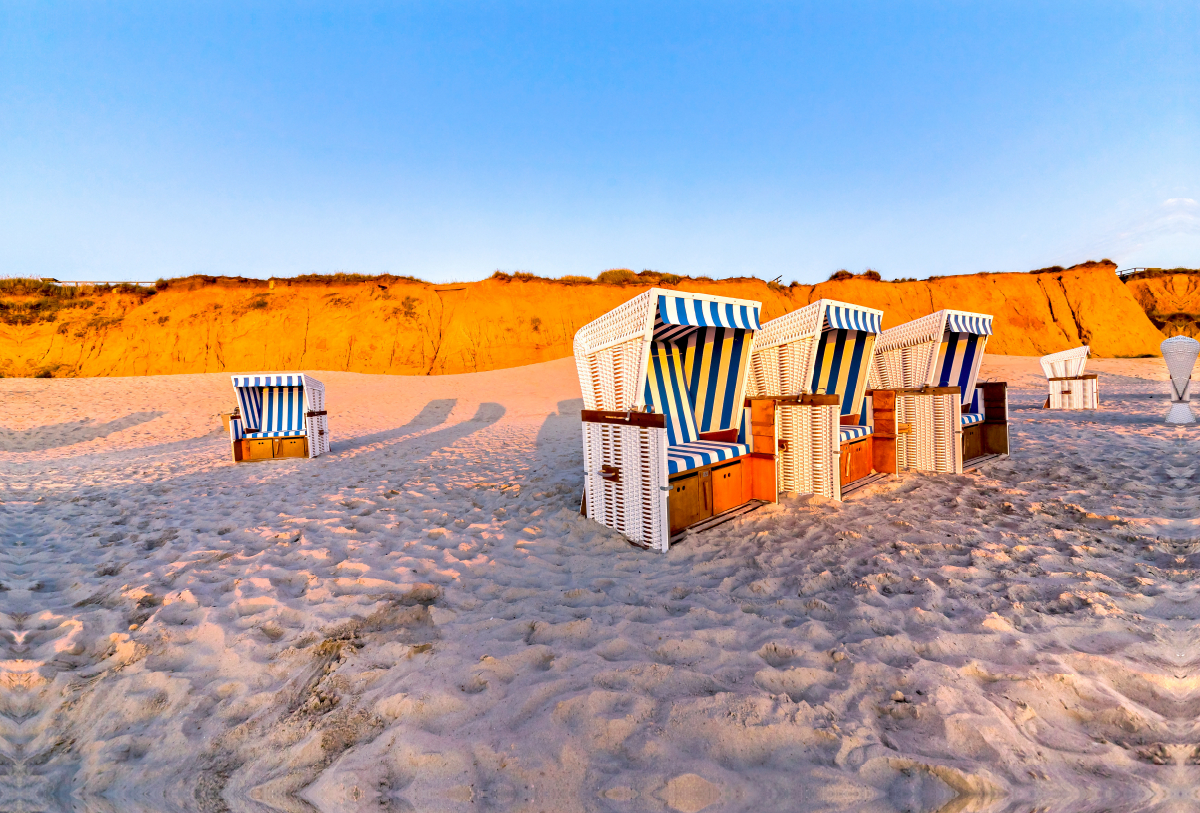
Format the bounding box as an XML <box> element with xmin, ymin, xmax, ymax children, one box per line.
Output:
<box><xmin>1</xmin><ymin>356</ymin><xmax>1195</xmax><ymax>812</ymax></box>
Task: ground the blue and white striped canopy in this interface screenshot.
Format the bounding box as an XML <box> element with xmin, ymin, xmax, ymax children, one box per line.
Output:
<box><xmin>232</xmin><ymin>374</ymin><xmax>308</xmax><ymax>387</ymax></box>
<box><xmin>654</xmin><ymin>295</ymin><xmax>760</xmax><ymax>342</ymax></box>
<box><xmin>946</xmin><ymin>312</ymin><xmax>993</xmax><ymax>335</ymax></box>
<box><xmin>825</xmin><ymin>304</ymin><xmax>882</xmax><ymax>334</ymax></box>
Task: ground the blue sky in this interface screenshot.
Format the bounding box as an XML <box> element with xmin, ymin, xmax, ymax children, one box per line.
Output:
<box><xmin>2</xmin><ymin>1</ymin><xmax>1197</xmax><ymax>283</ymax></box>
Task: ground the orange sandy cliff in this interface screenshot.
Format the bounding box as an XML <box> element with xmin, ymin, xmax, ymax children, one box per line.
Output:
<box><xmin>1123</xmin><ymin>269</ymin><xmax>1200</xmax><ymax>339</ymax></box>
<box><xmin>1</xmin><ymin>261</ymin><xmax>1167</xmax><ymax>378</ymax></box>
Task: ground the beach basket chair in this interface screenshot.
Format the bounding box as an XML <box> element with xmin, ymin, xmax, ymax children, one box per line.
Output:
<box><xmin>228</xmin><ymin>373</ymin><xmax>329</xmax><ymax>462</ymax></box>
<box><xmin>747</xmin><ymin>299</ymin><xmax>893</xmax><ymax>500</ymax></box>
<box><xmin>870</xmin><ymin>310</ymin><xmax>1008</xmax><ymax>473</ymax></box>
<box><xmin>1162</xmin><ymin>336</ymin><xmax>1199</xmax><ymax>424</ymax></box>
<box><xmin>1040</xmin><ymin>346</ymin><xmax>1098</xmax><ymax>409</ymax></box>
<box><xmin>573</xmin><ymin>289</ymin><xmax>773</xmax><ymax>551</ymax></box>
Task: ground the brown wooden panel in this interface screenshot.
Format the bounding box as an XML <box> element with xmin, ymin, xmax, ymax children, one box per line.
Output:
<box><xmin>232</xmin><ymin>439</ymin><xmax>244</xmax><ymax>462</ymax></box>
<box><xmin>983</xmin><ymin>423</ymin><xmax>1009</xmax><ymax>455</ymax></box>
<box><xmin>962</xmin><ymin>424</ymin><xmax>984</xmax><ymax>461</ymax></box>
<box><xmin>870</xmin><ymin>391</ymin><xmax>896</xmax><ymax>437</ymax></box>
<box><xmin>750</xmin><ymin>398</ymin><xmax>775</xmax><ymax>429</ymax></box>
<box><xmin>749</xmin><ymin>453</ymin><xmax>776</xmax><ymax>501</ymax></box>
<box><xmin>582</xmin><ymin>410</ymin><xmax>666</xmax><ymax>429</ymax></box>
<box><xmin>840</xmin><ymin>437</ymin><xmax>875</xmax><ymax>487</ymax></box>
<box><xmin>873</xmin><ymin>435</ymin><xmax>897</xmax><ymax>474</ymax></box>
<box><xmin>711</xmin><ymin>460</ymin><xmax>743</xmax><ymax>515</ymax></box>
<box><xmin>669</xmin><ymin>474</ymin><xmax>704</xmax><ymax>536</ymax></box>
<box><xmin>978</xmin><ymin>382</ymin><xmax>1008</xmax><ymax>421</ymax></box>
<box><xmin>699</xmin><ymin>429</ymin><xmax>739</xmax><ymax>444</ymax></box>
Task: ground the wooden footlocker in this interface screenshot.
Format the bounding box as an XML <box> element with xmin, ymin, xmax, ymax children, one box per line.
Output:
<box><xmin>234</xmin><ymin>436</ymin><xmax>310</xmax><ymax>462</ymax></box>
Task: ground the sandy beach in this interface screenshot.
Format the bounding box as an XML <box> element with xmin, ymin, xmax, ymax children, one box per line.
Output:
<box><xmin>2</xmin><ymin>355</ymin><xmax>1196</xmax><ymax>812</ymax></box>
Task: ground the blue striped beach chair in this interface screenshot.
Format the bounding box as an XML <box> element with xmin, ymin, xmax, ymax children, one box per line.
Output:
<box><xmin>748</xmin><ymin>299</ymin><xmax>890</xmax><ymax>500</ymax></box>
<box><xmin>574</xmin><ymin>289</ymin><xmax>768</xmax><ymax>551</ymax></box>
<box><xmin>870</xmin><ymin>310</ymin><xmax>1008</xmax><ymax>473</ymax></box>
<box><xmin>228</xmin><ymin>373</ymin><xmax>329</xmax><ymax>461</ymax></box>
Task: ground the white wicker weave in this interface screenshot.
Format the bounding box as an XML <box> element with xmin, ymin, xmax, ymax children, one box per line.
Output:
<box><xmin>1047</xmin><ymin>377</ymin><xmax>1099</xmax><ymax>409</ymax></box>
<box><xmin>1162</xmin><ymin>336</ymin><xmax>1199</xmax><ymax>425</ymax></box>
<box><xmin>776</xmin><ymin>402</ymin><xmax>840</xmax><ymax>499</ymax></box>
<box><xmin>892</xmin><ymin>390</ymin><xmax>961</xmax><ymax>474</ymax></box>
<box><xmin>582</xmin><ymin>420</ymin><xmax>669</xmax><ymax>551</ymax></box>
<box><xmin>1040</xmin><ymin>346</ymin><xmax>1090</xmax><ymax>379</ymax></box>
<box><xmin>303</xmin><ymin>376</ymin><xmax>330</xmax><ymax>457</ymax></box>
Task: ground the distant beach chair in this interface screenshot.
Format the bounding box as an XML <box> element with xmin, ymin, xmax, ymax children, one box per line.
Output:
<box><xmin>1162</xmin><ymin>336</ymin><xmax>1199</xmax><ymax>424</ymax></box>
<box><xmin>574</xmin><ymin>289</ymin><xmax>773</xmax><ymax>551</ymax></box>
<box><xmin>747</xmin><ymin>299</ymin><xmax>893</xmax><ymax>500</ymax></box>
<box><xmin>228</xmin><ymin>373</ymin><xmax>329</xmax><ymax>462</ymax></box>
<box><xmin>1040</xmin><ymin>346</ymin><xmax>1098</xmax><ymax>409</ymax></box>
<box><xmin>870</xmin><ymin>310</ymin><xmax>1009</xmax><ymax>472</ymax></box>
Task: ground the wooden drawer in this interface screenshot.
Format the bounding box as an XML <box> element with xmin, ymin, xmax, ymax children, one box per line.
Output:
<box><xmin>711</xmin><ymin>460</ymin><xmax>743</xmax><ymax>515</ymax></box>
<box><xmin>246</xmin><ymin>439</ymin><xmax>275</xmax><ymax>460</ymax></box>
<box><xmin>276</xmin><ymin>437</ymin><xmax>308</xmax><ymax>458</ymax></box>
<box><xmin>669</xmin><ymin>471</ymin><xmax>712</xmax><ymax>536</ymax></box>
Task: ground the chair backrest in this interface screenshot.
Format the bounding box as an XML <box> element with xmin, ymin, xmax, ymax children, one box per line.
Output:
<box><xmin>1040</xmin><ymin>346</ymin><xmax>1090</xmax><ymax>379</ymax></box>
<box><xmin>872</xmin><ymin>310</ymin><xmax>992</xmax><ymax>407</ymax></box>
<box><xmin>935</xmin><ymin>332</ymin><xmax>985</xmax><ymax>406</ymax></box>
<box><xmin>811</xmin><ymin>328</ymin><xmax>876</xmax><ymax>417</ymax></box>
<box><xmin>261</xmin><ymin>387</ymin><xmax>307</xmax><ymax>433</ymax></box>
<box><xmin>644</xmin><ymin>342</ymin><xmax>700</xmax><ymax>446</ymax></box>
<box><xmin>681</xmin><ymin>326</ymin><xmax>753</xmax><ymax>433</ymax></box>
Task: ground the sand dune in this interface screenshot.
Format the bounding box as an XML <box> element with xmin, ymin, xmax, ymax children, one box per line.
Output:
<box><xmin>2</xmin><ymin>356</ymin><xmax>1197</xmax><ymax>812</ymax></box>
<box><xmin>2</xmin><ymin>262</ymin><xmax>1166</xmax><ymax>378</ymax></box>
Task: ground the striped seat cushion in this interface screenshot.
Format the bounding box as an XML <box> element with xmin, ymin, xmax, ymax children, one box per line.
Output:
<box><xmin>961</xmin><ymin>412</ymin><xmax>984</xmax><ymax>426</ymax></box>
<box><xmin>839</xmin><ymin>425</ymin><xmax>872</xmax><ymax>443</ymax></box>
<box><xmin>667</xmin><ymin>441</ymin><xmax>749</xmax><ymax>475</ymax></box>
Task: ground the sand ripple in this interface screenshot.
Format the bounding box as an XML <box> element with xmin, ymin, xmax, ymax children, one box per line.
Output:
<box><xmin>1</xmin><ymin>357</ymin><xmax>1198</xmax><ymax>812</ymax></box>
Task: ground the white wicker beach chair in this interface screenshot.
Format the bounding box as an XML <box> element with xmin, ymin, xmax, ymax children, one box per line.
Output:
<box><xmin>574</xmin><ymin>289</ymin><xmax>769</xmax><ymax>551</ymax></box>
<box><xmin>1162</xmin><ymin>336</ymin><xmax>1199</xmax><ymax>425</ymax></box>
<box><xmin>1040</xmin><ymin>346</ymin><xmax>1098</xmax><ymax>409</ymax></box>
<box><xmin>870</xmin><ymin>310</ymin><xmax>1008</xmax><ymax>473</ymax></box>
<box><xmin>229</xmin><ymin>373</ymin><xmax>329</xmax><ymax>461</ymax></box>
<box><xmin>747</xmin><ymin>299</ymin><xmax>890</xmax><ymax>500</ymax></box>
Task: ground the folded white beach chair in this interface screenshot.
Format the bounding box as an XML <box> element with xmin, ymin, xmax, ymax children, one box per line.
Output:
<box><xmin>1040</xmin><ymin>346</ymin><xmax>1098</xmax><ymax>409</ymax></box>
<box><xmin>574</xmin><ymin>289</ymin><xmax>771</xmax><ymax>551</ymax></box>
<box><xmin>228</xmin><ymin>373</ymin><xmax>329</xmax><ymax>461</ymax></box>
<box><xmin>747</xmin><ymin>299</ymin><xmax>892</xmax><ymax>500</ymax></box>
<box><xmin>1162</xmin><ymin>336</ymin><xmax>1199</xmax><ymax>424</ymax></box>
<box><xmin>870</xmin><ymin>310</ymin><xmax>1009</xmax><ymax>473</ymax></box>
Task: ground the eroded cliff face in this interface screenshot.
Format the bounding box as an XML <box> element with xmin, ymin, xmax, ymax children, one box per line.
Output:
<box><xmin>1125</xmin><ymin>271</ymin><xmax>1200</xmax><ymax>338</ymax></box>
<box><xmin>2</xmin><ymin>261</ymin><xmax>1166</xmax><ymax>378</ymax></box>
